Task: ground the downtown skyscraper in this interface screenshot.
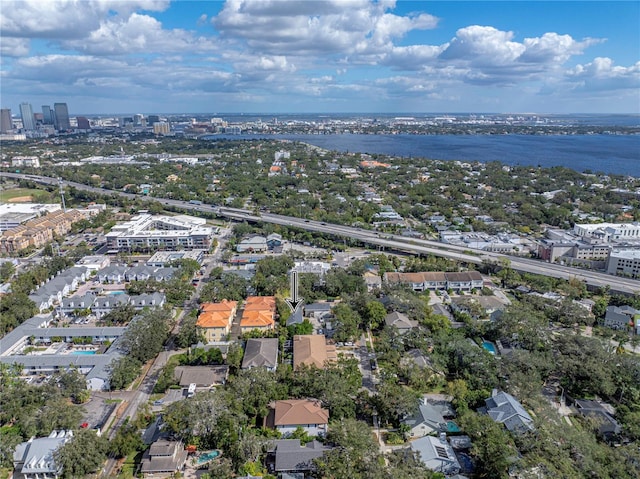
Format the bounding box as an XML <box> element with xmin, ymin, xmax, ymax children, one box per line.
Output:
<box><xmin>42</xmin><ymin>105</ymin><xmax>54</xmax><ymax>125</ymax></box>
<box><xmin>0</xmin><ymin>108</ymin><xmax>12</xmax><ymax>133</ymax></box>
<box><xmin>19</xmin><ymin>102</ymin><xmax>35</xmax><ymax>130</ymax></box>
<box><xmin>53</xmin><ymin>102</ymin><xmax>70</xmax><ymax>131</ymax></box>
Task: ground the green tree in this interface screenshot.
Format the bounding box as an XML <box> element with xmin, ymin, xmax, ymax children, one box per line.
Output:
<box><xmin>54</xmin><ymin>429</ymin><xmax>109</xmax><ymax>479</ymax></box>
<box><xmin>364</xmin><ymin>301</ymin><xmax>387</xmax><ymax>330</ymax></box>
<box><xmin>225</xmin><ymin>342</ymin><xmax>244</xmax><ymax>371</ymax></box>
<box><xmin>458</xmin><ymin>410</ymin><xmax>514</xmax><ymax>479</ymax></box>
<box><xmin>315</xmin><ymin>418</ymin><xmax>379</xmax><ymax>479</ymax></box>
<box><xmin>287</xmin><ymin>319</ymin><xmax>314</xmax><ymax>336</ymax></box>
<box><xmin>109</xmin><ymin>356</ymin><xmax>142</xmax><ymax>390</ymax></box>
<box><xmin>200</xmin><ymin>273</ymin><xmax>248</xmax><ymax>302</ymax></box>
<box><xmin>163</xmin><ymin>389</ymin><xmax>232</xmax><ymax>447</ymax></box>
<box><xmin>553</xmin><ymin>334</ymin><xmax>616</xmax><ymax>398</ymax></box>
<box><xmin>119</xmin><ymin>308</ymin><xmax>171</xmax><ymax>363</ymax></box>
<box><xmin>100</xmin><ymin>303</ymin><xmax>136</xmax><ymax>326</ymax></box>
<box><xmin>176</xmin><ymin>312</ymin><xmax>204</xmax><ymax>348</ymax></box>
<box><xmin>56</xmin><ymin>368</ymin><xmax>89</xmax><ymax>404</ymax></box>
<box><xmin>332</xmin><ymin>303</ymin><xmax>361</xmax><ymax>342</ymax></box>
<box><xmin>227</xmin><ymin>368</ymin><xmax>288</xmax><ymax>423</ymax></box>
<box><xmin>0</xmin><ymin>261</ymin><xmax>15</xmax><ymax>282</ymax></box>
<box><xmin>109</xmin><ymin>423</ymin><xmax>145</xmax><ymax>458</ymax></box>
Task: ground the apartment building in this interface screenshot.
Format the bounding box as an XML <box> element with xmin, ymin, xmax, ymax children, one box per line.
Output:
<box><xmin>0</xmin><ymin>209</ymin><xmax>84</xmax><ymax>254</ymax></box>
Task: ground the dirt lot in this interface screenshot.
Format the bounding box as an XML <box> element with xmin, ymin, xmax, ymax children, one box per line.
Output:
<box><xmin>7</xmin><ymin>195</ymin><xmax>32</xmax><ymax>202</ymax></box>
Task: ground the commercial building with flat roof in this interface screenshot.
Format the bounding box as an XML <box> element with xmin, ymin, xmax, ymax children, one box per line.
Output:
<box><xmin>607</xmin><ymin>249</ymin><xmax>640</xmax><ymax>278</ymax></box>
<box><xmin>105</xmin><ymin>213</ymin><xmax>215</xmax><ymax>252</ymax></box>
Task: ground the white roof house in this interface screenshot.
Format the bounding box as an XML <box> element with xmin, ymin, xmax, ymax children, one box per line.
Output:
<box><xmin>13</xmin><ymin>430</ymin><xmax>74</xmax><ymax>479</ymax></box>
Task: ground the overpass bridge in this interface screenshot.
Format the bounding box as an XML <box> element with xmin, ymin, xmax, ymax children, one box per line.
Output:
<box><xmin>6</xmin><ymin>172</ymin><xmax>639</xmax><ymax>295</ymax></box>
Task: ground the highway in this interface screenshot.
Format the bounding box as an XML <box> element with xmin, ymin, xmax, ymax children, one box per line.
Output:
<box><xmin>5</xmin><ymin>172</ymin><xmax>640</xmax><ymax>295</ymax></box>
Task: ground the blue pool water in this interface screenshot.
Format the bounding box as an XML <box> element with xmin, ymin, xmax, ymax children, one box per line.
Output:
<box><xmin>72</xmin><ymin>351</ymin><xmax>96</xmax><ymax>355</ymax></box>
<box><xmin>482</xmin><ymin>341</ymin><xmax>497</xmax><ymax>355</ymax></box>
<box><xmin>107</xmin><ymin>291</ymin><xmax>125</xmax><ymax>295</ymax></box>
<box><xmin>446</xmin><ymin>421</ymin><xmax>461</xmax><ymax>432</ymax></box>
<box><xmin>197</xmin><ymin>451</ymin><xmax>220</xmax><ymax>464</ymax></box>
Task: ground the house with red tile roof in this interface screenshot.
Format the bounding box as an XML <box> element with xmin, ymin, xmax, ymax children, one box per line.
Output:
<box><xmin>196</xmin><ymin>300</ymin><xmax>237</xmax><ymax>342</ymax></box>
<box><xmin>240</xmin><ymin>296</ymin><xmax>276</xmax><ymax>334</ymax></box>
<box><xmin>266</xmin><ymin>399</ymin><xmax>329</xmax><ymax>437</ymax></box>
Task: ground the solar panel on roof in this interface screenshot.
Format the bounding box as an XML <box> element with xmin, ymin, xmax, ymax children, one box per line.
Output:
<box><xmin>434</xmin><ymin>445</ymin><xmax>449</xmax><ymax>459</ymax></box>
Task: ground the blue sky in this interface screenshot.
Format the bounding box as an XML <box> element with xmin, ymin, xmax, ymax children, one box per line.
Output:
<box><xmin>1</xmin><ymin>0</ymin><xmax>638</xmax><ymax>115</ymax></box>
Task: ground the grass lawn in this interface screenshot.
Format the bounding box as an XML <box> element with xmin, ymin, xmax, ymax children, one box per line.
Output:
<box><xmin>118</xmin><ymin>450</ymin><xmax>143</xmax><ymax>478</ymax></box>
<box><xmin>0</xmin><ymin>188</ymin><xmax>43</xmax><ymax>201</ymax></box>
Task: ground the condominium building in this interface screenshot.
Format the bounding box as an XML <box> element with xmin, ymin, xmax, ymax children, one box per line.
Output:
<box><xmin>0</xmin><ymin>203</ymin><xmax>62</xmax><ymax>232</ymax></box>
<box><xmin>197</xmin><ymin>301</ymin><xmax>238</xmax><ymax>342</ymax></box>
<box><xmin>240</xmin><ymin>296</ymin><xmax>277</xmax><ymax>334</ymax></box>
<box><xmin>153</xmin><ymin>122</ymin><xmax>170</xmax><ymax>135</ymax></box>
<box><xmin>0</xmin><ymin>209</ymin><xmax>84</xmax><ymax>254</ymax></box>
<box><xmin>105</xmin><ymin>213</ymin><xmax>215</xmax><ymax>252</ymax></box>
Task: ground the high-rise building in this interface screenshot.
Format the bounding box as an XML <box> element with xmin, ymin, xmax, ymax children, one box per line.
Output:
<box><xmin>76</xmin><ymin>116</ymin><xmax>91</xmax><ymax>130</ymax></box>
<box><xmin>153</xmin><ymin>122</ymin><xmax>170</xmax><ymax>135</ymax></box>
<box><xmin>147</xmin><ymin>115</ymin><xmax>160</xmax><ymax>126</ymax></box>
<box><xmin>53</xmin><ymin>103</ymin><xmax>71</xmax><ymax>131</ymax></box>
<box><xmin>42</xmin><ymin>105</ymin><xmax>54</xmax><ymax>124</ymax></box>
<box><xmin>0</xmin><ymin>108</ymin><xmax>12</xmax><ymax>133</ymax></box>
<box><xmin>19</xmin><ymin>103</ymin><xmax>35</xmax><ymax>130</ymax></box>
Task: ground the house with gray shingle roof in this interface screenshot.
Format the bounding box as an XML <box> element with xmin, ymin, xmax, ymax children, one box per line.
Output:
<box><xmin>91</xmin><ymin>294</ymin><xmax>130</xmax><ymax>318</ymax></box>
<box><xmin>482</xmin><ymin>389</ymin><xmax>534</xmax><ymax>433</ymax></box>
<box><xmin>267</xmin><ymin>439</ymin><xmax>331</xmax><ymax>477</ymax></box>
<box><xmin>97</xmin><ymin>265</ymin><xmax>127</xmax><ymax>283</ymax></box>
<box><xmin>58</xmin><ymin>293</ymin><xmax>97</xmax><ymax>316</ymax></box>
<box><xmin>151</xmin><ymin>267</ymin><xmax>177</xmax><ymax>282</ymax></box>
<box><xmin>574</xmin><ymin>399</ymin><xmax>622</xmax><ymax>439</ymax></box>
<box><xmin>604</xmin><ymin>305</ymin><xmax>638</xmax><ymax>330</ymax></box>
<box><xmin>242</xmin><ymin>338</ymin><xmax>279</xmax><ymax>371</ymax></box>
<box><xmin>403</xmin><ymin>399</ymin><xmax>447</xmax><ymax>438</ymax></box>
<box><xmin>286</xmin><ymin>307</ymin><xmax>304</xmax><ymax>326</ymax></box>
<box><xmin>125</xmin><ymin>265</ymin><xmax>155</xmax><ymax>282</ymax></box>
<box><xmin>385</xmin><ymin>311</ymin><xmax>418</xmax><ymax>333</ymax></box>
<box><xmin>129</xmin><ymin>292</ymin><xmax>166</xmax><ymax>310</ymax></box>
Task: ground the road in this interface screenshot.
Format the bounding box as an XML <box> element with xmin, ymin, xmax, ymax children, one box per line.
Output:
<box><xmin>6</xmin><ymin>172</ymin><xmax>640</xmax><ymax>295</ymax></box>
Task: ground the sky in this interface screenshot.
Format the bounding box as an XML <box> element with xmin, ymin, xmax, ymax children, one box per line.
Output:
<box><xmin>1</xmin><ymin>0</ymin><xmax>639</xmax><ymax>115</ymax></box>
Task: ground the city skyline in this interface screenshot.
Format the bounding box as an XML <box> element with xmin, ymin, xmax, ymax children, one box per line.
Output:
<box><xmin>1</xmin><ymin>1</ymin><xmax>639</xmax><ymax>115</ymax></box>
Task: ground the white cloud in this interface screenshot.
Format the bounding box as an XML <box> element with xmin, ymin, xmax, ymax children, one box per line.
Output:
<box><xmin>1</xmin><ymin>0</ymin><xmax>169</xmax><ymax>38</ymax></box>
<box><xmin>8</xmin><ymin>53</ymin><xmax>238</xmax><ymax>98</ymax></box>
<box><xmin>382</xmin><ymin>44</ymin><xmax>445</xmax><ymax>70</ymax></box>
<box><xmin>0</xmin><ymin>37</ymin><xmax>31</xmax><ymax>57</ymax></box>
<box><xmin>212</xmin><ymin>0</ymin><xmax>437</xmax><ymax>57</ymax></box>
<box><xmin>519</xmin><ymin>33</ymin><xmax>602</xmax><ymax>63</ymax></box>
<box><xmin>567</xmin><ymin>57</ymin><xmax>640</xmax><ymax>91</ymax></box>
<box><xmin>440</xmin><ymin>26</ymin><xmax>526</xmax><ymax>65</ymax></box>
<box><xmin>60</xmin><ymin>13</ymin><xmax>216</xmax><ymax>55</ymax></box>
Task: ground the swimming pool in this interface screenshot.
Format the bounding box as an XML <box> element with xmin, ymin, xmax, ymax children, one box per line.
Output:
<box><xmin>107</xmin><ymin>291</ymin><xmax>126</xmax><ymax>295</ymax></box>
<box><xmin>72</xmin><ymin>350</ymin><xmax>97</xmax><ymax>355</ymax></box>
<box><xmin>446</xmin><ymin>421</ymin><xmax>461</xmax><ymax>432</ymax></box>
<box><xmin>197</xmin><ymin>450</ymin><xmax>220</xmax><ymax>464</ymax></box>
<box><xmin>482</xmin><ymin>341</ymin><xmax>497</xmax><ymax>355</ymax></box>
